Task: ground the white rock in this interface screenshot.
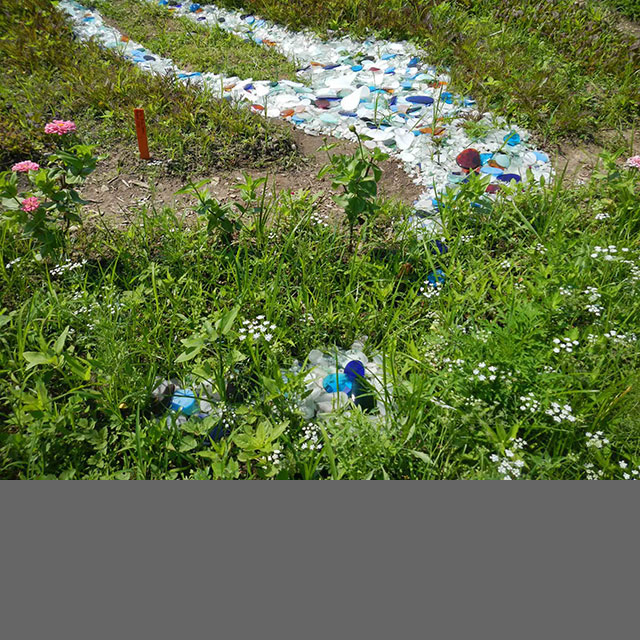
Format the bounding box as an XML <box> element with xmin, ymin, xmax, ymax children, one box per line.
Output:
<box><xmin>340</xmin><ymin>89</ymin><xmax>361</xmax><ymax>112</ymax></box>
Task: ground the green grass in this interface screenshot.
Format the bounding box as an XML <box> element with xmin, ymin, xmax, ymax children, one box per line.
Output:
<box><xmin>605</xmin><ymin>0</ymin><xmax>640</xmax><ymax>21</ymax></box>
<box><xmin>0</xmin><ymin>0</ymin><xmax>296</xmax><ymax>172</ymax></box>
<box><xmin>1</xmin><ymin>0</ymin><xmax>639</xmax><ymax>479</ymax></box>
<box><xmin>2</xmin><ymin>144</ymin><xmax>639</xmax><ymax>479</ymax></box>
<box><xmin>205</xmin><ymin>0</ymin><xmax>640</xmax><ymax>143</ymax></box>
<box><xmin>92</xmin><ymin>0</ymin><xmax>301</xmax><ymax>81</ymax></box>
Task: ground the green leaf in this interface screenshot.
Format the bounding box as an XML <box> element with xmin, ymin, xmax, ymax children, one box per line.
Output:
<box><xmin>179</xmin><ymin>435</ymin><xmax>197</xmax><ymax>452</ymax></box>
<box><xmin>54</xmin><ymin>326</ymin><xmax>70</xmax><ymax>355</ymax></box>
<box><xmin>23</xmin><ymin>351</ymin><xmax>57</xmax><ymax>369</ymax></box>
<box><xmin>176</xmin><ymin>334</ymin><xmax>206</xmax><ymax>363</ymax></box>
<box><xmin>410</xmin><ymin>450</ymin><xmax>433</xmax><ymax>465</ymax></box>
<box><xmin>65</xmin><ymin>354</ymin><xmax>92</xmax><ymax>381</ymax></box>
<box><xmin>219</xmin><ymin>306</ymin><xmax>239</xmax><ymax>335</ymax></box>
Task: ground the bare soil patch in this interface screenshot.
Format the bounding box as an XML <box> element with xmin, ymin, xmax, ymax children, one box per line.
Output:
<box><xmin>82</xmin><ymin>124</ymin><xmax>423</xmax><ymax>228</ymax></box>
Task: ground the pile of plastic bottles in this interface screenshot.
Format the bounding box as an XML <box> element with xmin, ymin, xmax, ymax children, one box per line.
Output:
<box><xmin>289</xmin><ymin>339</ymin><xmax>389</xmax><ymax>419</ymax></box>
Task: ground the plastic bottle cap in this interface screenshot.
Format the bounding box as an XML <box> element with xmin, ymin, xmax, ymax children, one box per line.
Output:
<box><xmin>344</xmin><ymin>360</ymin><xmax>366</xmax><ymax>381</ymax></box>
<box><xmin>170</xmin><ymin>389</ymin><xmax>198</xmax><ymax>416</ymax></box>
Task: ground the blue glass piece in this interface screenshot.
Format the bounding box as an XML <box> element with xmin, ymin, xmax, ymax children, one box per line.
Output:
<box><xmin>243</xmin><ymin>83</ymin><xmax>254</xmax><ymax>91</ymax></box>
<box><xmin>430</xmin><ymin>239</ymin><xmax>449</xmax><ymax>255</ymax></box>
<box><xmin>158</xmin><ymin>0</ymin><xmax>168</xmax><ymax>4</ymax></box>
<box><xmin>351</xmin><ymin>65</ymin><xmax>363</xmax><ymax>72</ymax></box>
<box><xmin>339</xmin><ymin>111</ymin><xmax>358</xmax><ymax>118</ymax></box>
<box><xmin>382</xmin><ymin>53</ymin><xmax>397</xmax><ymax>60</ymax></box>
<box><xmin>427</xmin><ymin>269</ymin><xmax>446</xmax><ymax>288</ymax></box>
<box><xmin>408</xmin><ymin>56</ymin><xmax>420</xmax><ymax>67</ymax></box>
<box><xmin>323</xmin><ymin>64</ymin><xmax>340</xmax><ymax>70</ymax></box>
<box><xmin>320</xmin><ymin>113</ymin><xmax>339</xmax><ymax>124</ymax></box>
<box><xmin>413</xmin><ymin>130</ymin><xmax>422</xmax><ymax>136</ymax></box>
<box><xmin>189</xmin><ymin>3</ymin><xmax>201</xmax><ymax>11</ymax></box>
<box><xmin>497</xmin><ymin>173</ymin><xmax>522</xmax><ymax>183</ymax></box>
<box><xmin>385</xmin><ymin>67</ymin><xmax>395</xmax><ymax>74</ymax></box>
<box><xmin>291</xmin><ymin>116</ymin><xmax>305</xmax><ymax>124</ymax></box>
<box><xmin>401</xmin><ymin>81</ymin><xmax>413</xmax><ymax>90</ymax></box>
<box><xmin>432</xmin><ymin>198</ymin><xmax>443</xmax><ymax>210</ymax></box>
<box><xmin>480</xmin><ymin>153</ymin><xmax>493</xmax><ymax>165</ymax></box>
<box><xmin>389</xmin><ymin>96</ymin><xmax>398</xmax><ymax>106</ymax></box>
<box><xmin>345</xmin><ymin>360</ymin><xmax>366</xmax><ymax>381</ymax></box>
<box><xmin>322</xmin><ymin>373</ymin><xmax>353</xmax><ymax>395</ymax></box>
<box><xmin>406</xmin><ymin>96</ymin><xmax>434</xmax><ymax>106</ymax></box>
<box><xmin>534</xmin><ymin>151</ymin><xmax>549</xmax><ymax>163</ymax></box>
<box><xmin>480</xmin><ymin>166</ymin><xmax>503</xmax><ymax>176</ymax></box>
<box><xmin>463</xmin><ymin>97</ymin><xmax>476</xmax><ymax>106</ymax></box>
<box><xmin>245</xmin><ymin>15</ymin><xmax>255</xmax><ymax>24</ymax></box>
<box><xmin>170</xmin><ymin>389</ymin><xmax>198</xmax><ymax>416</ymax></box>
<box><xmin>202</xmin><ymin>421</ymin><xmax>230</xmax><ymax>445</ymax></box>
<box><xmin>440</xmin><ymin>92</ymin><xmax>453</xmax><ymax>104</ymax></box>
<box><xmin>504</xmin><ymin>132</ymin><xmax>521</xmax><ymax>146</ymax></box>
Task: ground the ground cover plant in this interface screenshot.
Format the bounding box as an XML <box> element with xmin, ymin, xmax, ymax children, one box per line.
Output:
<box><xmin>1</xmin><ymin>118</ymin><xmax>639</xmax><ymax>478</ymax></box>
<box><xmin>605</xmin><ymin>0</ymin><xmax>640</xmax><ymax>21</ymax></box>
<box><xmin>1</xmin><ymin>1</ymin><xmax>639</xmax><ymax>480</ymax></box>
<box><xmin>207</xmin><ymin>0</ymin><xmax>640</xmax><ymax>144</ymax></box>
<box><xmin>91</xmin><ymin>0</ymin><xmax>300</xmax><ymax>81</ymax></box>
<box><xmin>0</xmin><ymin>0</ymin><xmax>295</xmax><ymax>172</ymax></box>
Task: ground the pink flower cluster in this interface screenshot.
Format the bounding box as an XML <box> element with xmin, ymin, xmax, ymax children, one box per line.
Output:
<box><xmin>21</xmin><ymin>197</ymin><xmax>40</xmax><ymax>213</ymax></box>
<box><xmin>44</xmin><ymin>120</ymin><xmax>77</xmax><ymax>135</ymax></box>
<box><xmin>11</xmin><ymin>161</ymin><xmax>40</xmax><ymax>173</ymax></box>
<box><xmin>626</xmin><ymin>156</ymin><xmax>640</xmax><ymax>170</ymax></box>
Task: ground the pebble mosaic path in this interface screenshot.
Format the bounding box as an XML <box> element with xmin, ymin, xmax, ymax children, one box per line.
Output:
<box><xmin>59</xmin><ymin>0</ymin><xmax>553</xmax><ymax>236</ymax></box>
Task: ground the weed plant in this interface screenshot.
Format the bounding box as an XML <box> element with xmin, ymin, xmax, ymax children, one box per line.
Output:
<box><xmin>1</xmin><ymin>145</ymin><xmax>639</xmax><ymax>479</ymax></box>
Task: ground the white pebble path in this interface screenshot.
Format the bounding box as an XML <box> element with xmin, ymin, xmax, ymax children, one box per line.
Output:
<box><xmin>59</xmin><ymin>0</ymin><xmax>553</xmax><ymax>235</ymax></box>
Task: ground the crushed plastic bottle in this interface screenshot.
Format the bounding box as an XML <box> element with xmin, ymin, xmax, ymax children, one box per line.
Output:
<box><xmin>151</xmin><ymin>377</ymin><xmax>226</xmax><ymax>436</ymax></box>
<box><xmin>283</xmin><ymin>338</ymin><xmax>390</xmax><ymax>419</ymax></box>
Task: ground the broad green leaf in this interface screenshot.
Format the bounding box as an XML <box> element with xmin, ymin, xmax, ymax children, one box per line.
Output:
<box><xmin>54</xmin><ymin>326</ymin><xmax>70</xmax><ymax>355</ymax></box>
<box><xmin>410</xmin><ymin>450</ymin><xmax>433</xmax><ymax>465</ymax></box>
<box><xmin>23</xmin><ymin>351</ymin><xmax>57</xmax><ymax>369</ymax></box>
<box><xmin>219</xmin><ymin>306</ymin><xmax>239</xmax><ymax>335</ymax></box>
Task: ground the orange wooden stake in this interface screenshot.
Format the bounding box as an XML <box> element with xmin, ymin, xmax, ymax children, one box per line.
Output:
<box><xmin>134</xmin><ymin>108</ymin><xmax>150</xmax><ymax>160</ymax></box>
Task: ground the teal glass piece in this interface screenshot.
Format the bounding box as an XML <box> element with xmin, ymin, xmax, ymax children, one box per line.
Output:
<box><xmin>322</xmin><ymin>373</ymin><xmax>353</xmax><ymax>395</ymax></box>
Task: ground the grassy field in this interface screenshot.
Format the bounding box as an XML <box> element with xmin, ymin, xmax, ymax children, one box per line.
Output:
<box><xmin>208</xmin><ymin>0</ymin><xmax>640</xmax><ymax>144</ymax></box>
<box><xmin>92</xmin><ymin>0</ymin><xmax>301</xmax><ymax>81</ymax></box>
<box><xmin>0</xmin><ymin>0</ymin><xmax>295</xmax><ymax>173</ymax></box>
<box><xmin>605</xmin><ymin>0</ymin><xmax>640</xmax><ymax>20</ymax></box>
<box><xmin>1</xmin><ymin>0</ymin><xmax>639</xmax><ymax>479</ymax></box>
